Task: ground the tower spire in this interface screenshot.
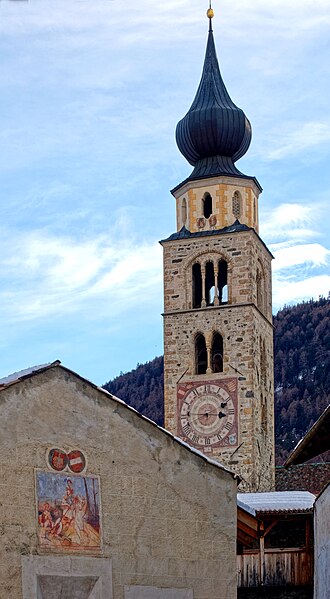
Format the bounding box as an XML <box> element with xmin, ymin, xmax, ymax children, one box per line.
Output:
<box><xmin>207</xmin><ymin>1</ymin><xmax>214</xmax><ymax>32</ymax></box>
<box><xmin>175</xmin><ymin>6</ymin><xmax>252</xmax><ymax>182</ymax></box>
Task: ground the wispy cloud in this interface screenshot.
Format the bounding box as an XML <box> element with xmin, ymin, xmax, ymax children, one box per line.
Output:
<box><xmin>261</xmin><ymin>202</ymin><xmax>322</xmax><ymax>242</ymax></box>
<box><xmin>0</xmin><ymin>229</ymin><xmax>162</xmax><ymax>323</ymax></box>
<box><xmin>272</xmin><ymin>274</ymin><xmax>330</xmax><ymax>309</ymax></box>
<box><xmin>265</xmin><ymin>122</ymin><xmax>330</xmax><ymax>161</ymax></box>
<box><xmin>261</xmin><ymin>201</ymin><xmax>330</xmax><ymax>309</ymax></box>
<box><xmin>272</xmin><ymin>243</ymin><xmax>330</xmax><ymax>272</ymax></box>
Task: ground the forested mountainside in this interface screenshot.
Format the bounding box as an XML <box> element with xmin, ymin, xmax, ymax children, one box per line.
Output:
<box><xmin>104</xmin><ymin>355</ymin><xmax>164</xmax><ymax>427</ymax></box>
<box><xmin>274</xmin><ymin>297</ymin><xmax>329</xmax><ymax>463</ymax></box>
<box><xmin>103</xmin><ymin>297</ymin><xmax>330</xmax><ymax>464</ymax></box>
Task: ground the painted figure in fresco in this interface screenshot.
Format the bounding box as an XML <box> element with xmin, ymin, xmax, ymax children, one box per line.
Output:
<box><xmin>37</xmin><ymin>472</ymin><xmax>101</xmax><ymax>551</ymax></box>
<box><xmin>61</xmin><ymin>479</ymin><xmax>75</xmax><ymax>523</ymax></box>
<box><xmin>38</xmin><ymin>502</ymin><xmax>53</xmax><ymax>539</ymax></box>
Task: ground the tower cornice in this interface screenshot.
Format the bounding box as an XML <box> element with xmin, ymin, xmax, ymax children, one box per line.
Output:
<box><xmin>171</xmin><ymin>174</ymin><xmax>262</xmax><ymax>198</ymax></box>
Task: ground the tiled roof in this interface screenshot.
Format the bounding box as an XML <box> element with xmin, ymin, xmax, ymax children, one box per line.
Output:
<box><xmin>237</xmin><ymin>491</ymin><xmax>316</xmax><ymax>515</ymax></box>
<box><xmin>276</xmin><ymin>463</ymin><xmax>330</xmax><ymax>495</ymax></box>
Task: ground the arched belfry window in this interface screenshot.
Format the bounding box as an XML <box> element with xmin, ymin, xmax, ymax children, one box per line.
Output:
<box><xmin>182</xmin><ymin>198</ymin><xmax>187</xmax><ymax>226</ymax></box>
<box><xmin>192</xmin><ymin>263</ymin><xmax>202</xmax><ymax>308</ymax></box>
<box><xmin>218</xmin><ymin>260</ymin><xmax>228</xmax><ymax>304</ymax></box>
<box><xmin>205</xmin><ymin>261</ymin><xmax>215</xmax><ymax>306</ymax></box>
<box><xmin>232</xmin><ymin>191</ymin><xmax>241</xmax><ymax>220</ymax></box>
<box><xmin>211</xmin><ymin>333</ymin><xmax>223</xmax><ymax>373</ymax></box>
<box><xmin>195</xmin><ymin>334</ymin><xmax>207</xmax><ymax>375</ymax></box>
<box><xmin>203</xmin><ymin>193</ymin><xmax>212</xmax><ymax>219</ymax></box>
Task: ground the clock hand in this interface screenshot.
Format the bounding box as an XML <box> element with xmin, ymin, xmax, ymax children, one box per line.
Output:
<box><xmin>221</xmin><ymin>400</ymin><xmax>230</xmax><ymax>407</ymax></box>
<box><xmin>187</xmin><ymin>410</ymin><xmax>227</xmax><ymax>418</ymax></box>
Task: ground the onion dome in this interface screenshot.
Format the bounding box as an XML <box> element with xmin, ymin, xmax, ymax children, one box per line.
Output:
<box><xmin>176</xmin><ymin>13</ymin><xmax>252</xmax><ymax>181</ymax></box>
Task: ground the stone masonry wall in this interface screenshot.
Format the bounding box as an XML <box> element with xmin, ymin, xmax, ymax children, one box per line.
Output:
<box><xmin>162</xmin><ymin>229</ymin><xmax>272</xmax><ymax>322</ymax></box>
<box><xmin>162</xmin><ymin>228</ymin><xmax>274</xmax><ymax>491</ymax></box>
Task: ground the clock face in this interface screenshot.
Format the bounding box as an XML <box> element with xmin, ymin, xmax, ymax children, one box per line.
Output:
<box><xmin>177</xmin><ymin>379</ymin><xmax>238</xmax><ymax>452</ymax></box>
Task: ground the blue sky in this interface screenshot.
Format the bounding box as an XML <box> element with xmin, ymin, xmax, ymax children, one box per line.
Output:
<box><xmin>0</xmin><ymin>0</ymin><xmax>329</xmax><ymax>384</ymax></box>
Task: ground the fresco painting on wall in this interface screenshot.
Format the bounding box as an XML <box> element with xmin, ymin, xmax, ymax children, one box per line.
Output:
<box><xmin>36</xmin><ymin>471</ymin><xmax>101</xmax><ymax>551</ymax></box>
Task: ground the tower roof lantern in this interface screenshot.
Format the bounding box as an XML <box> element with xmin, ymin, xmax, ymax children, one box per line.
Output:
<box><xmin>175</xmin><ymin>6</ymin><xmax>253</xmax><ymax>182</ymax></box>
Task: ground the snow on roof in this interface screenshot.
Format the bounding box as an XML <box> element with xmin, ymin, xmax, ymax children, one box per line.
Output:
<box><xmin>237</xmin><ymin>491</ymin><xmax>316</xmax><ymax>514</ymax></box>
<box><xmin>0</xmin><ymin>362</ymin><xmax>57</xmax><ymax>387</ymax></box>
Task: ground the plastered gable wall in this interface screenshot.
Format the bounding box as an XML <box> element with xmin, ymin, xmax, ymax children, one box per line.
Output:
<box><xmin>0</xmin><ymin>366</ymin><xmax>237</xmax><ymax>599</ymax></box>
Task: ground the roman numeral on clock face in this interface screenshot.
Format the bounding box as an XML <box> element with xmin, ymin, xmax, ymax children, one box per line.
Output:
<box><xmin>224</xmin><ymin>422</ymin><xmax>232</xmax><ymax>431</ymax></box>
<box><xmin>183</xmin><ymin>424</ymin><xmax>190</xmax><ymax>435</ymax></box>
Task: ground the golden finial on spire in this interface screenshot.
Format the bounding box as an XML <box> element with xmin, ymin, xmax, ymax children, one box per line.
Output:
<box><xmin>207</xmin><ymin>0</ymin><xmax>214</xmax><ymax>20</ymax></box>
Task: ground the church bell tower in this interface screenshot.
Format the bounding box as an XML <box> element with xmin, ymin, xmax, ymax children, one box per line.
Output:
<box><xmin>161</xmin><ymin>8</ymin><xmax>275</xmax><ymax>491</ymax></box>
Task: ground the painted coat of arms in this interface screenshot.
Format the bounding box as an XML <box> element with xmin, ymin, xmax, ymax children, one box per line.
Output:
<box><xmin>36</xmin><ymin>471</ymin><xmax>101</xmax><ymax>552</ymax></box>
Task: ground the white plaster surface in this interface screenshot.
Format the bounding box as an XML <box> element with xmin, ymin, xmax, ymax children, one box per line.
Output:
<box><xmin>124</xmin><ymin>586</ymin><xmax>193</xmax><ymax>599</ymax></box>
<box><xmin>314</xmin><ymin>483</ymin><xmax>330</xmax><ymax>599</ymax></box>
<box><xmin>22</xmin><ymin>555</ymin><xmax>112</xmax><ymax>599</ymax></box>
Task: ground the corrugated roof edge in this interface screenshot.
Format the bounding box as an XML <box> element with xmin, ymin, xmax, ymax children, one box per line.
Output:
<box><xmin>237</xmin><ymin>491</ymin><xmax>316</xmax><ymax>515</ymax></box>
<box><xmin>0</xmin><ymin>361</ymin><xmax>240</xmax><ymax>483</ymax></box>
<box><xmin>237</xmin><ymin>498</ymin><xmax>256</xmax><ymax>517</ymax></box>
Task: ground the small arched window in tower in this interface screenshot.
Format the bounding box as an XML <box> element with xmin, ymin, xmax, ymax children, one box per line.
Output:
<box><xmin>195</xmin><ymin>334</ymin><xmax>207</xmax><ymax>375</ymax></box>
<box><xmin>203</xmin><ymin>193</ymin><xmax>213</xmax><ymax>219</ymax></box>
<box><xmin>205</xmin><ymin>261</ymin><xmax>215</xmax><ymax>306</ymax></box>
<box><xmin>232</xmin><ymin>191</ymin><xmax>241</xmax><ymax>220</ymax></box>
<box><xmin>211</xmin><ymin>332</ymin><xmax>223</xmax><ymax>373</ymax></box>
<box><xmin>182</xmin><ymin>197</ymin><xmax>187</xmax><ymax>226</ymax></box>
<box><xmin>218</xmin><ymin>260</ymin><xmax>228</xmax><ymax>304</ymax></box>
<box><xmin>192</xmin><ymin>263</ymin><xmax>202</xmax><ymax>309</ymax></box>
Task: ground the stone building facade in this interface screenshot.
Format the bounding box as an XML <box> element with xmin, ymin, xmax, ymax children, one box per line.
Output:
<box><xmin>162</xmin><ymin>15</ymin><xmax>275</xmax><ymax>492</ymax></box>
<box><xmin>0</xmin><ymin>362</ymin><xmax>237</xmax><ymax>599</ymax></box>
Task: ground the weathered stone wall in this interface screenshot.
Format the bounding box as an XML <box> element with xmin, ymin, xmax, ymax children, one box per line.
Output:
<box><xmin>162</xmin><ymin>228</ymin><xmax>274</xmax><ymax>492</ymax></box>
<box><xmin>0</xmin><ymin>366</ymin><xmax>237</xmax><ymax>599</ymax></box>
<box><xmin>162</xmin><ymin>229</ymin><xmax>272</xmax><ymax>321</ymax></box>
